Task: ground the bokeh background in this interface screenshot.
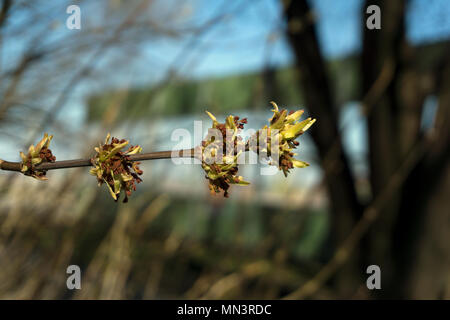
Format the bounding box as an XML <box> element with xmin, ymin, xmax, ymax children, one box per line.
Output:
<box><xmin>0</xmin><ymin>0</ymin><xmax>449</xmax><ymax>299</ymax></box>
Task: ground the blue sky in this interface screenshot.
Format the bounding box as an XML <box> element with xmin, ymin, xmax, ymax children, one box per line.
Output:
<box><xmin>177</xmin><ymin>0</ymin><xmax>450</xmax><ymax>79</ymax></box>
<box><xmin>4</xmin><ymin>0</ymin><xmax>450</xmax><ymax>84</ymax></box>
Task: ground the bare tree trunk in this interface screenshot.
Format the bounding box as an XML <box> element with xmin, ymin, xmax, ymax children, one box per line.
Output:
<box><xmin>361</xmin><ymin>0</ymin><xmax>413</xmax><ymax>296</ymax></box>
<box><xmin>393</xmin><ymin>51</ymin><xmax>450</xmax><ymax>299</ymax></box>
<box><xmin>283</xmin><ymin>0</ymin><xmax>363</xmax><ymax>296</ymax></box>
<box><xmin>362</xmin><ymin>0</ymin><xmax>450</xmax><ymax>298</ymax></box>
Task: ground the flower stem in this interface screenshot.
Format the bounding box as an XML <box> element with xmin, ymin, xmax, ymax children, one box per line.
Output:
<box><xmin>0</xmin><ymin>148</ymin><xmax>196</xmax><ymax>172</ymax></box>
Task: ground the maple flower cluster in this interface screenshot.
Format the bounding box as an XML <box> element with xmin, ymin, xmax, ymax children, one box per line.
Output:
<box><xmin>89</xmin><ymin>134</ymin><xmax>143</xmax><ymax>203</ymax></box>
<box><xmin>249</xmin><ymin>101</ymin><xmax>316</xmax><ymax>177</ymax></box>
<box><xmin>19</xmin><ymin>133</ymin><xmax>56</xmax><ymax>180</ymax></box>
<box><xmin>201</xmin><ymin>102</ymin><xmax>316</xmax><ymax>197</ymax></box>
<box><xmin>201</xmin><ymin>111</ymin><xmax>250</xmax><ymax>197</ymax></box>
<box><xmin>12</xmin><ymin>102</ymin><xmax>315</xmax><ymax>202</ymax></box>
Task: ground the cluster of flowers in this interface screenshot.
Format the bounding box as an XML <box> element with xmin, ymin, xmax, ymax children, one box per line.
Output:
<box><xmin>248</xmin><ymin>101</ymin><xmax>316</xmax><ymax>177</ymax></box>
<box><xmin>201</xmin><ymin>102</ymin><xmax>315</xmax><ymax>197</ymax></box>
<box><xmin>17</xmin><ymin>102</ymin><xmax>315</xmax><ymax>201</ymax></box>
<box><xmin>20</xmin><ymin>133</ymin><xmax>56</xmax><ymax>180</ymax></box>
<box><xmin>201</xmin><ymin>112</ymin><xmax>250</xmax><ymax>197</ymax></box>
<box><xmin>89</xmin><ymin>134</ymin><xmax>143</xmax><ymax>203</ymax></box>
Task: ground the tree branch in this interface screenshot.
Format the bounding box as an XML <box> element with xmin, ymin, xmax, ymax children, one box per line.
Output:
<box><xmin>0</xmin><ymin>148</ymin><xmax>196</xmax><ymax>173</ymax></box>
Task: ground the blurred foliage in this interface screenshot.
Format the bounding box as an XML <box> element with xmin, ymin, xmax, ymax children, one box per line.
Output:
<box><xmin>0</xmin><ymin>174</ymin><xmax>327</xmax><ymax>299</ymax></box>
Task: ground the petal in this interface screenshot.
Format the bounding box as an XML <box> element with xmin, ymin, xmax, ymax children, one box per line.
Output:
<box><xmin>126</xmin><ymin>145</ymin><xmax>142</xmax><ymax>155</ymax></box>
<box><xmin>35</xmin><ymin>134</ymin><xmax>48</xmax><ymax>153</ymax></box>
<box><xmin>107</xmin><ymin>141</ymin><xmax>129</xmax><ymax>158</ymax></box>
<box><xmin>207</xmin><ymin>171</ymin><xmax>227</xmax><ymax>180</ymax></box>
<box><xmin>270</xmin><ymin>109</ymin><xmax>287</xmax><ymax>130</ymax></box>
<box><xmin>269</xmin><ymin>101</ymin><xmax>279</xmax><ymax>113</ymax></box>
<box><xmin>236</xmin><ymin>176</ymin><xmax>250</xmax><ymax>185</ymax></box>
<box><xmin>225</xmin><ymin>115</ymin><xmax>237</xmax><ymax>130</ymax></box>
<box><xmin>121</xmin><ymin>173</ymin><xmax>133</xmax><ymax>182</ymax></box>
<box><xmin>31</xmin><ymin>157</ymin><xmax>42</xmax><ymax>165</ymax></box>
<box><xmin>300</xmin><ymin>118</ymin><xmax>316</xmax><ymax>133</ymax></box>
<box><xmin>105</xmin><ymin>180</ymin><xmax>117</xmax><ymax>200</ymax></box>
<box><xmin>20</xmin><ymin>152</ymin><xmax>27</xmax><ymax>162</ymax></box>
<box><xmin>33</xmin><ymin>175</ymin><xmax>48</xmax><ymax>181</ymax></box>
<box><xmin>104</xmin><ymin>133</ymin><xmax>111</xmax><ymax>145</ymax></box>
<box><xmin>292</xmin><ymin>159</ymin><xmax>309</xmax><ymax>168</ymax></box>
<box><xmin>28</xmin><ymin>144</ymin><xmax>36</xmax><ymax>157</ymax></box>
<box><xmin>282</xmin><ymin>118</ymin><xmax>315</xmax><ymax>139</ymax></box>
<box><xmin>44</xmin><ymin>134</ymin><xmax>53</xmax><ymax>148</ymax></box>
<box><xmin>114</xmin><ymin>178</ymin><xmax>121</xmax><ymax>194</ymax></box>
<box><xmin>286</xmin><ymin>110</ymin><xmax>304</xmax><ymax>123</ymax></box>
<box><xmin>205</xmin><ymin>111</ymin><xmax>218</xmax><ymax>126</ymax></box>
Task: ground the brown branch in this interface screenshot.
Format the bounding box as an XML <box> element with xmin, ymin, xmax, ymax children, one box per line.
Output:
<box><xmin>0</xmin><ymin>148</ymin><xmax>196</xmax><ymax>173</ymax></box>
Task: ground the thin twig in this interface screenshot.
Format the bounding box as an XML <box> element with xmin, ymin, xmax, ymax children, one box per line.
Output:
<box><xmin>0</xmin><ymin>148</ymin><xmax>196</xmax><ymax>173</ymax></box>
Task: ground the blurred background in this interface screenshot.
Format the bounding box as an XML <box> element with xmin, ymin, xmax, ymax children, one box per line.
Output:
<box><xmin>0</xmin><ymin>0</ymin><xmax>449</xmax><ymax>299</ymax></box>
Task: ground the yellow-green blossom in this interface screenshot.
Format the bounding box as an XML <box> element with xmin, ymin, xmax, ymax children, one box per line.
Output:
<box><xmin>20</xmin><ymin>133</ymin><xmax>56</xmax><ymax>180</ymax></box>
<box><xmin>201</xmin><ymin>111</ymin><xmax>249</xmax><ymax>197</ymax></box>
<box><xmin>251</xmin><ymin>101</ymin><xmax>316</xmax><ymax>177</ymax></box>
<box><xmin>90</xmin><ymin>133</ymin><xmax>143</xmax><ymax>203</ymax></box>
